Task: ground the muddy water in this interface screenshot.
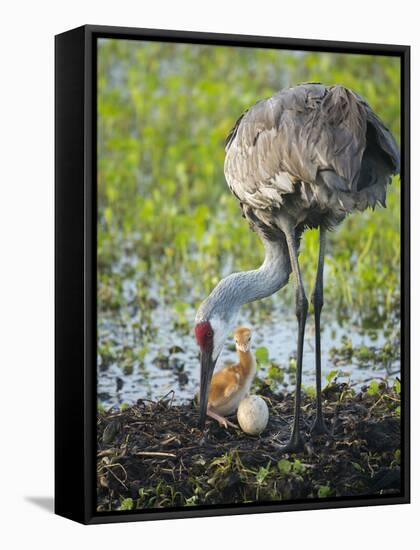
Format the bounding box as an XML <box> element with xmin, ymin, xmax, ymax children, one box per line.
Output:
<box><xmin>97</xmin><ymin>295</ymin><xmax>399</xmax><ymax>408</ymax></box>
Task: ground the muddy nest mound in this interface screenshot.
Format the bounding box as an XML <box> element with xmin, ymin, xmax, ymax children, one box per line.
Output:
<box><xmin>96</xmin><ymin>381</ymin><xmax>401</xmax><ymax>512</ymax></box>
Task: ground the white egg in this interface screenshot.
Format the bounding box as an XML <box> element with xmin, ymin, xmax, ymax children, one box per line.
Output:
<box><xmin>237</xmin><ymin>395</ymin><xmax>269</xmax><ymax>435</ymax></box>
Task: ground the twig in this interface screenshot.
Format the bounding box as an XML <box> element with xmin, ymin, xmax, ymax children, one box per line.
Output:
<box><xmin>135</xmin><ymin>451</ymin><xmax>177</xmax><ymax>458</ymax></box>
<box><xmin>100</xmin><ymin>464</ymin><xmax>129</xmax><ymax>490</ymax></box>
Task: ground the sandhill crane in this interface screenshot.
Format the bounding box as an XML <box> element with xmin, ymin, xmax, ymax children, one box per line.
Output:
<box><xmin>195</xmin><ymin>83</ymin><xmax>400</xmax><ymax>452</ymax></box>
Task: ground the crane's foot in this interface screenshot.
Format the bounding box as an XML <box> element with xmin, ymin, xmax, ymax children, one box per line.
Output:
<box><xmin>278</xmin><ymin>430</ymin><xmax>305</xmax><ymax>454</ymax></box>
<box><xmin>310</xmin><ymin>415</ymin><xmax>331</xmax><ymax>437</ymax></box>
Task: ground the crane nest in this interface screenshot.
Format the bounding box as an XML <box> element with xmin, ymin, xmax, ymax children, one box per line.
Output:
<box><xmin>97</xmin><ymin>381</ymin><xmax>401</xmax><ymax>512</ymax></box>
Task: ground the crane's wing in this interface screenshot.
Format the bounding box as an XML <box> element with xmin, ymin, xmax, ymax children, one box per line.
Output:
<box><xmin>224</xmin><ymin>84</ymin><xmax>399</xmax><ymax>212</ymax></box>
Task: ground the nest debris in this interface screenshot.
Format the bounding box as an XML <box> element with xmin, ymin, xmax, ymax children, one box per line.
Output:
<box><xmin>96</xmin><ymin>381</ymin><xmax>401</xmax><ymax>512</ymax></box>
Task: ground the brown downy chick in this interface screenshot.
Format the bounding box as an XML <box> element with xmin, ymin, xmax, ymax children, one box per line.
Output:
<box><xmin>207</xmin><ymin>326</ymin><xmax>256</xmax><ymax>429</ymax></box>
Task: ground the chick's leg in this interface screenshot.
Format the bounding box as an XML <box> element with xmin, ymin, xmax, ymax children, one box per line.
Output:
<box><xmin>207</xmin><ymin>407</ymin><xmax>238</xmax><ymax>429</ymax></box>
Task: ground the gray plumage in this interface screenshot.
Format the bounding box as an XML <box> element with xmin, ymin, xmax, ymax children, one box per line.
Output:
<box><xmin>196</xmin><ymin>237</ymin><xmax>291</xmax><ymax>325</ymax></box>
<box><xmin>196</xmin><ymin>83</ymin><xmax>400</xmax><ymax>327</ymax></box>
<box><xmin>224</xmin><ymin>83</ymin><xmax>400</xmax><ymax>236</ymax></box>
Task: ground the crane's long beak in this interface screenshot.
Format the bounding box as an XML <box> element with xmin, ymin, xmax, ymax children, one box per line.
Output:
<box><xmin>199</xmin><ymin>349</ymin><xmax>216</xmax><ymax>429</ymax></box>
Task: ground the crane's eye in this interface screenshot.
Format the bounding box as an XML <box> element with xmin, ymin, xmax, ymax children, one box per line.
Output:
<box><xmin>206</xmin><ymin>331</ymin><xmax>212</xmax><ymax>338</ymax></box>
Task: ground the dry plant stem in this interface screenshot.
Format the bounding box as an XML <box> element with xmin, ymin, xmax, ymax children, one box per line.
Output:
<box><xmin>135</xmin><ymin>451</ymin><xmax>177</xmax><ymax>458</ymax></box>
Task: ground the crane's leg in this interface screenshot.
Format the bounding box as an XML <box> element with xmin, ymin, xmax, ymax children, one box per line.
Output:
<box><xmin>311</xmin><ymin>226</ymin><xmax>330</xmax><ymax>435</ymax></box>
<box><xmin>279</xmin><ymin>223</ymin><xmax>307</xmax><ymax>452</ymax></box>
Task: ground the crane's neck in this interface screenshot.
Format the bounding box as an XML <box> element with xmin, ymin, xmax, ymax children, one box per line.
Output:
<box><xmin>196</xmin><ymin>235</ymin><xmax>291</xmax><ymax>323</ymax></box>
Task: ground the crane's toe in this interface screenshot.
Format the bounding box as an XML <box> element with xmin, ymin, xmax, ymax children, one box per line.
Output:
<box><xmin>310</xmin><ymin>416</ymin><xmax>332</xmax><ymax>437</ymax></box>
<box><xmin>277</xmin><ymin>431</ymin><xmax>305</xmax><ymax>454</ymax></box>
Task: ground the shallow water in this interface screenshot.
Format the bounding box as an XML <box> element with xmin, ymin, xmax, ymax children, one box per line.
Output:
<box><xmin>97</xmin><ymin>294</ymin><xmax>399</xmax><ymax>409</ymax></box>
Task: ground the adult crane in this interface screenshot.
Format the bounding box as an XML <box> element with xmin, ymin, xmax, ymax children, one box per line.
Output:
<box><xmin>195</xmin><ymin>83</ymin><xmax>400</xmax><ymax>452</ymax></box>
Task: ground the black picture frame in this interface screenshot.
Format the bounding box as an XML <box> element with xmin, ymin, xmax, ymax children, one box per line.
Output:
<box><xmin>55</xmin><ymin>24</ymin><xmax>410</xmax><ymax>525</ymax></box>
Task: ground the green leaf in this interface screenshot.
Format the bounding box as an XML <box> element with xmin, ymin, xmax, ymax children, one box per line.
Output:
<box><xmin>267</xmin><ymin>364</ymin><xmax>285</xmax><ymax>383</ymax></box>
<box><xmin>351</xmin><ymin>461</ymin><xmax>363</xmax><ymax>472</ymax></box>
<box><xmin>255</xmin><ymin>347</ymin><xmax>270</xmax><ymax>365</ymax></box>
<box><xmin>277</xmin><ymin>459</ymin><xmax>292</xmax><ymax>474</ymax></box>
<box><xmin>367</xmin><ymin>380</ymin><xmax>380</xmax><ymax>396</ymax></box>
<box><xmin>256</xmin><ymin>463</ymin><xmax>271</xmax><ymax>484</ymax></box>
<box><xmin>119</xmin><ymin>497</ymin><xmax>133</xmax><ymax>510</ymax></box>
<box><xmin>185</xmin><ymin>495</ymin><xmax>199</xmax><ymax>506</ymax></box>
<box><xmin>288</xmin><ymin>358</ymin><xmax>297</xmax><ymax>372</ymax></box>
<box><xmin>327</xmin><ymin>369</ymin><xmax>339</xmax><ymax>383</ymax></box>
<box><xmin>292</xmin><ymin>459</ymin><xmax>306</xmax><ymax>474</ymax></box>
<box><xmin>303</xmin><ymin>385</ymin><xmax>316</xmax><ymax>398</ymax></box>
<box><xmin>393</xmin><ymin>379</ymin><xmax>401</xmax><ymax>394</ymax></box>
<box><xmin>317</xmin><ymin>485</ymin><xmax>332</xmax><ymax>498</ymax></box>
<box><xmin>104</xmin><ymin>206</ymin><xmax>113</xmax><ymax>225</ymax></box>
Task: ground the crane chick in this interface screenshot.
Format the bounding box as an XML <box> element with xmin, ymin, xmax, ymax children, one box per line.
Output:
<box><xmin>205</xmin><ymin>326</ymin><xmax>256</xmax><ymax>429</ymax></box>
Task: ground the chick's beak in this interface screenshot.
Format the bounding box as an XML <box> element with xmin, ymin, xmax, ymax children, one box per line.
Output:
<box><xmin>199</xmin><ymin>348</ymin><xmax>216</xmax><ymax>429</ymax></box>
